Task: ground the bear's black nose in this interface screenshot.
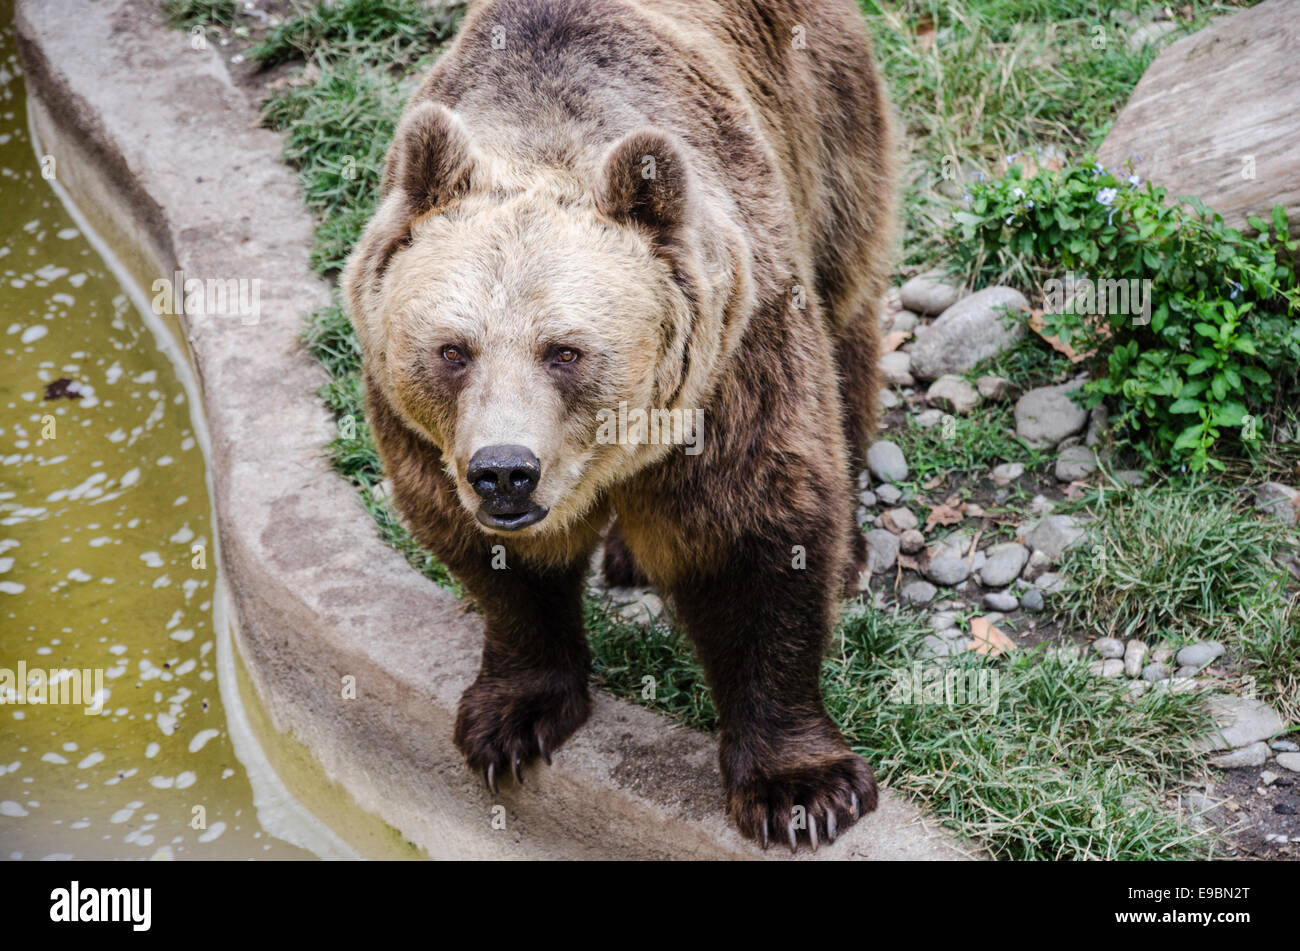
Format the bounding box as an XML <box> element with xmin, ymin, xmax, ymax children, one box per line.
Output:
<box><xmin>467</xmin><ymin>445</ymin><xmax>541</xmax><ymax>508</ymax></box>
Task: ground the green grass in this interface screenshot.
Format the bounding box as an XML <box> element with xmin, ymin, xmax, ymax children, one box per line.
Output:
<box><xmin>859</xmin><ymin>0</ymin><xmax>1247</xmax><ymax>272</ymax></box>
<box><xmin>252</xmin><ymin>0</ymin><xmax>464</xmax><ymax>68</ymax></box>
<box><xmin>1055</xmin><ymin>481</ymin><xmax>1299</xmax><ymax>717</ymax></box>
<box><xmin>891</xmin><ymin>403</ymin><xmax>1049</xmax><ymax>488</ymax></box>
<box><xmin>163</xmin><ymin>0</ymin><xmax>239</xmax><ymax>28</ymax></box>
<box><xmin>590</xmin><ymin>593</ymin><xmax>1218</xmax><ymax>859</ymax></box>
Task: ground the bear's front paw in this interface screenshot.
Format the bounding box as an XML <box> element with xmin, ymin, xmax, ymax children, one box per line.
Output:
<box><xmin>726</xmin><ymin>751</ymin><xmax>878</xmax><ymax>853</ymax></box>
<box><xmin>453</xmin><ymin>673</ymin><xmax>591</xmax><ymax>794</ymax></box>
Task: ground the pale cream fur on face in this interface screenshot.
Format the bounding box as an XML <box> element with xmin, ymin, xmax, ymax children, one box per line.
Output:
<box><xmin>370</xmin><ymin>187</ymin><xmax>694</xmax><ymax>536</ymax></box>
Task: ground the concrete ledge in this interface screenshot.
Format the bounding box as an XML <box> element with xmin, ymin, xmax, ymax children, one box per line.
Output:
<box><xmin>15</xmin><ymin>0</ymin><xmax>976</xmax><ymax>860</ymax></box>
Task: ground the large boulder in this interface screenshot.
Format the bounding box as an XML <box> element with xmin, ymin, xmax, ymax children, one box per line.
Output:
<box><xmin>907</xmin><ymin>286</ymin><xmax>1028</xmax><ymax>381</ymax></box>
<box><xmin>1098</xmin><ymin>0</ymin><xmax>1300</xmax><ymax>237</ymax></box>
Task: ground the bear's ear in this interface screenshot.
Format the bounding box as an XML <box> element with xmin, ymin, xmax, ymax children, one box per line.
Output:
<box><xmin>596</xmin><ymin>130</ymin><xmax>692</xmax><ymax>242</ymax></box>
<box><xmin>383</xmin><ymin>101</ymin><xmax>476</xmax><ymax>216</ymax></box>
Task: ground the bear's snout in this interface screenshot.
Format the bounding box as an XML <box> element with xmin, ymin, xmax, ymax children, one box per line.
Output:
<box><xmin>467</xmin><ymin>444</ymin><xmax>548</xmax><ymax>531</ymax></box>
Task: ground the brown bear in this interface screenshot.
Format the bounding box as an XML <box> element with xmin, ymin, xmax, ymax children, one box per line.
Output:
<box><xmin>343</xmin><ymin>0</ymin><xmax>895</xmax><ymax>851</ymax></box>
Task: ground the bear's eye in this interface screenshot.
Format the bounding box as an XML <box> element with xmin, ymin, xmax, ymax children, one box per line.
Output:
<box><xmin>551</xmin><ymin>347</ymin><xmax>580</xmax><ymax>366</ymax></box>
<box><xmin>441</xmin><ymin>345</ymin><xmax>466</xmax><ymax>364</ymax></box>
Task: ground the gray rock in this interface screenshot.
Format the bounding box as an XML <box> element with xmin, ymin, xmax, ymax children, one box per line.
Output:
<box><xmin>1085</xmin><ymin>405</ymin><xmax>1109</xmax><ymax>448</ymax></box>
<box><xmin>1174</xmin><ymin>666</ymin><xmax>1200</xmax><ymax>680</ymax></box>
<box><xmin>859</xmin><ymin>489</ymin><xmax>878</xmax><ymax>508</ymax></box>
<box><xmin>1272</xmin><ymin>740</ymin><xmax>1300</xmax><ymax>753</ymax></box>
<box><xmin>899</xmin><ymin>529</ymin><xmax>925</xmax><ymax>554</ymax></box>
<box><xmin>1019</xmin><ymin>588</ymin><xmax>1044</xmax><ymax>612</ymax></box>
<box><xmin>867</xmin><ymin>440</ymin><xmax>909</xmax><ymax>483</ymax></box>
<box><xmin>879</xmin><ymin>388</ymin><xmax>900</xmax><ymax>410</ymax></box>
<box><xmin>884</xmin><ymin>507</ymin><xmax>918</xmax><ymax>533</ymax></box>
<box><xmin>618</xmin><ymin>591</ymin><xmax>664</xmax><ymax>624</ymax></box>
<box><xmin>1023</xmin><ymin>515</ymin><xmax>1085</xmax><ymax>561</ymax></box>
<box><xmin>865</xmin><ymin>529</ymin><xmax>900</xmax><ymax>573</ymax></box>
<box><xmin>991</xmin><ymin>462</ymin><xmax>1024</xmax><ymax>487</ymax></box>
<box><xmin>879</xmin><ymin>350</ymin><xmax>914</xmax><ymax>387</ymax></box>
<box><xmin>1193</xmin><ymin>696</ymin><xmax>1286</xmax><ymax>752</ymax></box>
<box><xmin>1055</xmin><ymin>445</ymin><xmax>1098</xmax><ymax>482</ymax></box>
<box><xmin>928</xmin><ymin>611</ymin><xmax>958</xmax><ymax>631</ymax></box>
<box><xmin>1115</xmin><ymin>469</ymin><xmax>1146</xmax><ymax>486</ymax></box>
<box><xmin>1261</xmin><ymin>770</ymin><xmax>1279</xmax><ymax>785</ymax></box>
<box><xmin>1021</xmin><ymin>549</ymin><xmax>1052</xmax><ymax>580</ymax></box>
<box><xmin>1028</xmin><ymin>494</ymin><xmax>1056</xmax><ymax>516</ymax></box>
<box><xmin>876</xmin><ymin>484</ymin><xmax>902</xmax><ymax>505</ymax></box>
<box><xmin>899</xmin><ymin>269</ymin><xmax>964</xmax><ymax>316</ymax></box>
<box><xmin>902</xmin><ymin>580</ymin><xmax>938</xmax><ymax>605</ymax></box>
<box><xmin>1177</xmin><ymin>642</ymin><xmax>1225</xmax><ymax>669</ymax></box>
<box><xmin>1142</xmin><ymin>663</ymin><xmax>1171</xmax><ymax>683</ymax></box>
<box><xmin>1034</xmin><ymin>572</ymin><xmax>1065</xmax><ymax>593</ymax></box>
<box><xmin>926</xmin><ymin>553</ymin><xmax>970</xmax><ymax>587</ymax></box>
<box><xmin>890</xmin><ymin>310</ymin><xmax>919</xmax><ymax>334</ymax></box>
<box><xmin>1208</xmin><ymin>742</ymin><xmax>1270</xmax><ymax>769</ymax></box>
<box><xmin>1152</xmin><ymin>647</ymin><xmax>1175</xmax><ymax>664</ymax></box>
<box><xmin>926</xmin><ymin>375</ymin><xmax>981</xmax><ymax>414</ymax></box>
<box><xmin>857</xmin><ymin>469</ymin><xmax>872</xmax><ymax>490</ymax></box>
<box><xmin>983</xmin><ymin>591</ymin><xmax>1019</xmax><ymax>612</ymax></box>
<box><xmin>1101</xmin><ymin>658</ymin><xmax>1125</xmax><ymax>679</ymax></box>
<box><xmin>914</xmin><ymin>408</ymin><xmax>945</xmax><ymax>429</ymax></box>
<box><xmin>979</xmin><ymin>543</ymin><xmax>1029</xmax><ymax>587</ymax></box>
<box><xmin>936</xmin><ymin>627</ymin><xmax>967</xmax><ymax>641</ymax></box>
<box><xmin>1015</xmin><ymin>380</ymin><xmax>1088</xmax><ymax>448</ymax></box>
<box><xmin>1123</xmin><ymin>640</ymin><xmax>1147</xmax><ymax>679</ymax></box>
<box><xmin>1277</xmin><ymin>752</ymin><xmax>1300</xmax><ymax>773</ymax></box>
<box><xmin>908</xmin><ymin>286</ymin><xmax>1029</xmax><ymax>380</ymax></box>
<box><xmin>1093</xmin><ymin>637</ymin><xmax>1125</xmax><ymax>659</ymax></box>
<box><xmin>976</xmin><ymin>375</ymin><xmax>1010</xmax><ymax>401</ymax></box>
<box><xmin>920</xmin><ymin>634</ymin><xmax>965</xmax><ymax>659</ymax></box>
<box><xmin>1254</xmin><ymin>482</ymin><xmax>1298</xmax><ymax>526</ymax></box>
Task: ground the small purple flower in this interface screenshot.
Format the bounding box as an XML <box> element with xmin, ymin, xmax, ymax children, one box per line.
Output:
<box><xmin>1005</xmin><ymin>215</ymin><xmax>1015</xmax><ymax>225</ymax></box>
<box><xmin>1097</xmin><ymin>187</ymin><xmax>1118</xmax><ymax>206</ymax></box>
<box><xmin>1229</xmin><ymin>281</ymin><xmax>1241</xmax><ymax>300</ymax></box>
<box><xmin>1107</xmin><ymin>208</ymin><xmax>1116</xmax><ymax>227</ymax></box>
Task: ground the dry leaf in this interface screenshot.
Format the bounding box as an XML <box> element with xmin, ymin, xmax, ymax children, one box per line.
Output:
<box><xmin>915</xmin><ymin>12</ymin><xmax>936</xmax><ymax>51</ymax></box>
<box><xmin>968</xmin><ymin>617</ymin><xmax>1016</xmax><ymax>658</ymax></box>
<box><xmin>924</xmin><ymin>501</ymin><xmax>965</xmax><ymax>531</ymax></box>
<box><xmin>921</xmin><ymin>475</ymin><xmax>945</xmax><ymax>491</ymax></box>
<box><xmin>881</xmin><ymin>329</ymin><xmax>910</xmax><ymax>353</ymax></box>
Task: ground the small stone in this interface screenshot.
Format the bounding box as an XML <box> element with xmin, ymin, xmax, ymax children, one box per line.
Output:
<box><xmin>979</xmin><ymin>543</ymin><xmax>1029</xmax><ymax>587</ymax></box>
<box><xmin>899</xmin><ymin>529</ymin><xmax>925</xmax><ymax>554</ymax></box>
<box><xmin>1092</xmin><ymin>637</ymin><xmax>1125</xmax><ymax>659</ymax></box>
<box><xmin>983</xmin><ymin>591</ymin><xmax>1018</xmax><ymax>612</ymax></box>
<box><xmin>1152</xmin><ymin>647</ymin><xmax>1174</xmax><ymax>664</ymax></box>
<box><xmin>1034</xmin><ymin>572</ymin><xmax>1065</xmax><ymax>593</ymax></box>
<box><xmin>1123</xmin><ymin>680</ymin><xmax>1149</xmax><ymax>701</ymax></box>
<box><xmin>1272</xmin><ymin>740</ymin><xmax>1299</xmax><ymax>753</ymax></box>
<box><xmin>914</xmin><ymin>408</ymin><xmax>945</xmax><ymax>429</ymax></box>
<box><xmin>1193</xmin><ymin>696</ymin><xmax>1286</xmax><ymax>752</ymax></box>
<box><xmin>925</xmin><ymin>553</ymin><xmax>970</xmax><ymax>587</ymax></box>
<box><xmin>1101</xmin><ymin>658</ymin><xmax>1125</xmax><ymax>679</ymax></box>
<box><xmin>926</xmin><ymin>375</ymin><xmax>981</xmax><ymax>414</ymax></box>
<box><xmin>899</xmin><ymin>269</ymin><xmax>965</xmax><ymax>316</ymax></box>
<box><xmin>1123</xmin><ymin>640</ymin><xmax>1147</xmax><ymax>679</ymax></box>
<box><xmin>1023</xmin><ymin>515</ymin><xmax>1084</xmax><ymax>561</ymax></box>
<box><xmin>1028</xmin><ymin>495</ymin><xmax>1056</xmax><ymax>516</ymax></box>
<box><xmin>859</xmin><ymin>490</ymin><xmax>878</xmax><ymax>508</ymax></box>
<box><xmin>936</xmin><ymin>627</ymin><xmax>967</xmax><ymax>641</ymax></box>
<box><xmin>1085</xmin><ymin>405</ymin><xmax>1109</xmax><ymax>448</ymax></box>
<box><xmin>1021</xmin><ymin>549</ymin><xmax>1051</xmax><ymax>581</ymax></box>
<box><xmin>879</xmin><ymin>350</ymin><xmax>915</xmax><ymax>387</ymax></box>
<box><xmin>920</xmin><ymin>634</ymin><xmax>965</xmax><ymax>659</ymax></box>
<box><xmin>618</xmin><ymin>591</ymin><xmax>664</xmax><ymax>624</ymax></box>
<box><xmin>867</xmin><ymin>440</ymin><xmax>909</xmax><ymax>483</ymax></box>
<box><xmin>891</xmin><ymin>310</ymin><xmax>919</xmax><ymax>333</ymax></box>
<box><xmin>1015</xmin><ymin>380</ymin><xmax>1088</xmax><ymax>448</ymax></box>
<box><xmin>991</xmin><ymin>462</ymin><xmax>1024</xmax><ymax>487</ymax></box>
<box><xmin>865</xmin><ymin>529</ymin><xmax>900</xmax><ymax>573</ymax></box>
<box><xmin>908</xmin><ymin>286</ymin><xmax>1028</xmax><ymax>379</ymax></box>
<box><xmin>879</xmin><ymin>388</ymin><xmax>900</xmax><ymax>410</ymax></box>
<box><xmin>976</xmin><ymin>375</ymin><xmax>1010</xmax><ymax>401</ymax></box>
<box><xmin>1177</xmin><ymin>642</ymin><xmax>1225</xmax><ymax>669</ymax></box>
<box><xmin>1054</xmin><ymin>445</ymin><xmax>1098</xmax><ymax>482</ymax></box>
<box><xmin>928</xmin><ymin>611</ymin><xmax>958</xmax><ymax>631</ymax></box>
<box><xmin>1087</xmin><ymin>660</ymin><xmax>1105</xmax><ymax>676</ymax></box>
<box><xmin>1115</xmin><ymin>469</ymin><xmax>1146</xmax><ymax>486</ymax></box>
<box><xmin>1274</xmin><ymin>752</ymin><xmax>1300</xmax><ymax>773</ymax></box>
<box><xmin>876</xmin><ymin>484</ymin><xmax>902</xmax><ymax>505</ymax></box>
<box><xmin>1019</xmin><ymin>588</ymin><xmax>1044</xmax><ymax>612</ymax></box>
<box><xmin>902</xmin><ymin>580</ymin><xmax>938</xmax><ymax>605</ymax></box>
<box><xmin>1261</xmin><ymin>771</ymin><xmax>1279</xmax><ymax>786</ymax></box>
<box><xmin>1253</xmin><ymin>482</ymin><xmax>1298</xmax><ymax>526</ymax></box>
<box><xmin>965</xmin><ymin>503</ymin><xmax>985</xmax><ymax>518</ymax></box>
<box><xmin>857</xmin><ymin>470</ymin><xmax>872</xmax><ymax>490</ymax></box>
<box><xmin>1208</xmin><ymin>742</ymin><xmax>1270</xmax><ymax>769</ymax></box>
<box><xmin>883</xmin><ymin>507</ymin><xmax>918</xmax><ymax>533</ymax></box>
<box><xmin>1142</xmin><ymin>662</ymin><xmax>1171</xmax><ymax>682</ymax></box>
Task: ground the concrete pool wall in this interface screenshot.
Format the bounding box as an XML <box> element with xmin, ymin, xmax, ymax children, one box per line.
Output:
<box><xmin>14</xmin><ymin>0</ymin><xmax>974</xmax><ymax>860</ymax></box>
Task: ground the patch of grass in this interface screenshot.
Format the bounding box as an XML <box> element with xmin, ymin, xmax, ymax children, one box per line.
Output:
<box><xmin>592</xmin><ymin>594</ymin><xmax>1217</xmax><ymax>859</ymax></box>
<box><xmin>966</xmin><ymin>333</ymin><xmax>1075</xmax><ymax>394</ymax></box>
<box><xmin>252</xmin><ymin>0</ymin><xmax>464</xmax><ymax>68</ymax></box>
<box><xmin>891</xmin><ymin>403</ymin><xmax>1048</xmax><ymax>487</ymax></box>
<box><xmin>163</xmin><ymin>0</ymin><xmax>239</xmax><ymax>28</ymax></box>
<box><xmin>857</xmin><ymin>0</ymin><xmax>1245</xmax><ymax>271</ymax></box>
<box><xmin>1057</xmin><ymin>480</ymin><xmax>1294</xmax><ymax>643</ymax></box>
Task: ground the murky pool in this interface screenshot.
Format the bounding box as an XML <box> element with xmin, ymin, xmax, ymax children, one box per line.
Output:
<box><xmin>0</xmin><ymin>0</ymin><xmax>335</xmax><ymax>860</ymax></box>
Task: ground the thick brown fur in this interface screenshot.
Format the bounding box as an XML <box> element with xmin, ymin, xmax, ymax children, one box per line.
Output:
<box><xmin>343</xmin><ymin>0</ymin><xmax>896</xmax><ymax>851</ymax></box>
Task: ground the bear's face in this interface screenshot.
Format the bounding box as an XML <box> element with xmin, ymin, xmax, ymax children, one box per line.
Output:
<box><xmin>346</xmin><ymin>104</ymin><xmax>709</xmax><ymax>537</ymax></box>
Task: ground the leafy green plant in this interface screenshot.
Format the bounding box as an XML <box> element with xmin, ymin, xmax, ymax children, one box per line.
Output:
<box><xmin>948</xmin><ymin>161</ymin><xmax>1300</xmax><ymax>470</ymax></box>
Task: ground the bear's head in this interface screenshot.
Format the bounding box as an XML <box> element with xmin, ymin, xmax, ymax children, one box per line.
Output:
<box><xmin>344</xmin><ymin>102</ymin><xmax>748</xmax><ymax>537</ymax></box>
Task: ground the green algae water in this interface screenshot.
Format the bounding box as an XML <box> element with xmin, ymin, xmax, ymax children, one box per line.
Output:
<box><xmin>0</xmin><ymin>1</ymin><xmax>341</xmax><ymax>860</ymax></box>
